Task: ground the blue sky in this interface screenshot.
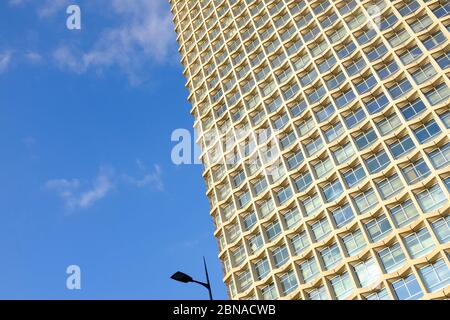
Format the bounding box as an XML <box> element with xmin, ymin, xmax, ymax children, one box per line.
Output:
<box><xmin>0</xmin><ymin>0</ymin><xmax>227</xmax><ymax>299</ymax></box>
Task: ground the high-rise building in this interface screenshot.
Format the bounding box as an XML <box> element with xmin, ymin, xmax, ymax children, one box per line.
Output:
<box><xmin>169</xmin><ymin>0</ymin><xmax>450</xmax><ymax>300</ymax></box>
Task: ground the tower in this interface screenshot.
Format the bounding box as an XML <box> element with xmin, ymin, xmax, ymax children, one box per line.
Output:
<box><xmin>169</xmin><ymin>0</ymin><xmax>450</xmax><ymax>300</ymax></box>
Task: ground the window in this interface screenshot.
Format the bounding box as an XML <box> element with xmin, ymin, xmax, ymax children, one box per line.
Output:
<box><xmin>324</xmin><ymin>122</ymin><xmax>344</xmax><ymax>143</ymax></box>
<box><xmin>392</xmin><ymin>274</ymin><xmax>423</xmax><ymax>300</ymax></box>
<box><xmin>377</xmin><ymin>173</ymin><xmax>404</xmax><ymax>200</ymax></box>
<box><xmin>376</xmin><ymin>113</ymin><xmax>401</xmax><ymax>136</ymax></box>
<box><xmin>366</xmin><ymin>288</ymin><xmax>391</xmax><ymax>300</ymax></box>
<box><xmin>273</xmin><ymin>113</ymin><xmax>289</xmax><ymax>130</ymax></box>
<box><xmin>425</xmin><ymin>83</ymin><xmax>450</xmax><ymax>105</ymax></box>
<box><xmin>308</xmin><ymin>286</ymin><xmax>329</xmax><ymax>300</ymax></box>
<box><xmin>284</xmin><ymin>207</ymin><xmax>301</xmax><ymax>229</ymax></box>
<box><xmin>427</xmin><ymin>143</ymin><xmax>450</xmax><ymax>169</ymax></box>
<box><xmin>435</xmin><ymin>52</ymin><xmax>450</xmax><ymax>69</ymax></box>
<box><xmin>388</xmin><ymin>78</ymin><xmax>412</xmax><ymax>100</ymax></box>
<box><xmin>366</xmin><ymin>215</ymin><xmax>392</xmax><ymax>242</ymax></box>
<box><xmin>266</xmin><ymin>220</ymin><xmax>282</xmax><ymax>241</ymax></box>
<box><xmin>333</xmin><ymin>142</ymin><xmax>355</xmax><ymax>165</ymax></box>
<box><xmin>419</xmin><ymin>259</ymin><xmax>450</xmax><ymax>293</ymax></box>
<box><xmin>315</xmin><ymin>103</ymin><xmax>335</xmax><ymax>122</ymax></box>
<box><xmin>354</xmin><ymin>258</ymin><xmax>381</xmax><ymax>287</ymax></box>
<box><xmin>432</xmin><ymin>216</ymin><xmax>450</xmax><ymax>244</ymax></box>
<box><xmin>254</xmin><ymin>178</ymin><xmax>268</xmax><ymax>196</ymax></box>
<box><xmin>314</xmin><ymin>157</ymin><xmax>333</xmax><ymax>179</ymax></box>
<box><xmin>388</xmin><ymin>135</ymin><xmax>415</xmax><ymax>159</ymax></box>
<box><xmin>413</xmin><ymin>120</ymin><xmax>442</xmax><ymax>144</ymax></box>
<box><xmin>355</xmin><ymin>75</ymin><xmax>377</xmax><ymax>94</ymax></box>
<box><xmin>343</xmin><ymin>165</ymin><xmax>366</xmax><ymax>188</ymax></box>
<box><xmin>295</xmin><ymin>171</ymin><xmax>312</xmax><ymax>192</ymax></box>
<box><xmin>280</xmin><ymin>270</ymin><xmax>298</xmax><ymax>295</ymax></box>
<box><xmin>322</xmin><ymin>179</ymin><xmax>344</xmax><ymax>202</ymax></box>
<box><xmin>326</xmin><ymin>72</ymin><xmax>346</xmax><ymax>90</ymax></box>
<box><xmin>243</xmin><ymin>211</ymin><xmax>258</xmax><ymax>230</ymax></box>
<box><xmin>231</xmin><ymin>245</ymin><xmax>246</xmax><ymax>266</ymax></box>
<box><xmin>400</xmin><ymin>98</ymin><xmax>426</xmax><ymax>120</ymax></box>
<box><xmin>379</xmin><ymin>13</ymin><xmax>398</xmax><ymax>30</ymax></box>
<box><xmin>233</xmin><ymin>170</ymin><xmax>246</xmax><ymax>187</ymax></box>
<box><xmin>261</xmin><ymin>283</ymin><xmax>278</xmax><ymax>300</ymax></box>
<box><xmin>260</xmin><ymin>199</ymin><xmax>275</xmax><ymax>217</ymax></box>
<box><xmin>389</xmin><ymin>200</ymin><xmax>419</xmax><ymax>228</ymax></box>
<box><xmin>238</xmin><ymin>191</ymin><xmax>251</xmax><ymax>208</ymax></box>
<box><xmin>401</xmin><ymin>159</ymin><xmax>431</xmax><ymax>184</ymax></box>
<box><xmin>291</xmin><ymin>231</ymin><xmax>310</xmax><ymax>255</ymax></box>
<box><xmin>399</xmin><ymin>45</ymin><xmax>422</xmax><ymax>65</ymax></box>
<box><xmin>300</xmin><ymin>258</ymin><xmax>319</xmax><ymax>283</ymax></box>
<box><xmin>344</xmin><ymin>108</ymin><xmax>366</xmax><ymax>129</ymax></box>
<box><xmin>238</xmin><ymin>269</ymin><xmax>253</xmax><ymax>292</ymax></box>
<box><xmin>302</xmin><ymin>193</ymin><xmax>322</xmax><ymax>216</ymax></box>
<box><xmin>354</xmin><ymin>128</ymin><xmax>377</xmax><ymax>150</ymax></box>
<box><xmin>415</xmin><ymin>184</ymin><xmax>448</xmax><ymax>213</ymax></box>
<box><xmin>432</xmin><ymin>3</ymin><xmax>450</xmax><ymax>18</ymax></box>
<box><xmin>287</xmin><ymin>150</ymin><xmax>304</xmax><ymax>170</ymax></box>
<box><xmin>335</xmin><ymin>88</ymin><xmax>356</xmax><ymax>108</ymax></box>
<box><xmin>255</xmin><ymin>258</ymin><xmax>271</xmax><ymax>280</ymax></box>
<box><xmin>422</xmin><ymin>31</ymin><xmax>447</xmax><ymax>50</ymax></box>
<box><xmin>311</xmin><ymin>218</ymin><xmax>331</xmax><ymax>241</ymax></box>
<box><xmin>332</xmin><ymin>203</ymin><xmax>355</xmax><ymax>228</ymax></box>
<box><xmin>365</xmin><ymin>150</ymin><xmax>390</xmax><ymax>174</ymax></box>
<box><xmin>378</xmin><ymin>243</ymin><xmax>406</xmax><ymax>273</ymax></box>
<box><xmin>367</xmin><ymin>42</ymin><xmax>388</xmax><ymax>61</ymax></box>
<box><xmin>272</xmin><ymin>245</ymin><xmax>289</xmax><ymax>268</ymax></box>
<box><xmin>276</xmin><ymin>186</ymin><xmax>293</xmax><ymax>204</ymax></box>
<box><xmin>298</xmin><ymin>117</ymin><xmax>315</xmax><ymax>136</ymax></box>
<box><xmin>342</xmin><ymin>229</ymin><xmax>367</xmax><ymax>256</ymax></box>
<box><xmin>305</xmin><ymin>136</ymin><xmax>324</xmax><ymax>156</ymax></box>
<box><xmin>377</xmin><ymin>60</ymin><xmax>399</xmax><ymax>80</ymax></box>
<box><xmin>403</xmin><ymin>228</ymin><xmax>436</xmax><ymax>259</ymax></box>
<box><xmin>398</xmin><ymin>0</ymin><xmax>420</xmax><ymax>16</ymax></box>
<box><xmin>320</xmin><ymin>243</ymin><xmax>342</xmax><ymax>270</ymax></box>
<box><xmin>337</xmin><ymin>41</ymin><xmax>356</xmax><ymax>59</ymax></box>
<box><xmin>249</xmin><ymin>233</ymin><xmax>264</xmax><ymax>253</ymax></box>
<box><xmin>439</xmin><ymin>111</ymin><xmax>450</xmax><ymax>128</ymax></box>
<box><xmin>411</xmin><ymin>63</ymin><xmax>437</xmax><ymax>85</ymax></box>
<box><xmin>331</xmin><ymin>273</ymin><xmax>354</xmax><ymax>300</ymax></box>
<box><xmin>365</xmin><ymin>93</ymin><xmax>389</xmax><ymax>114</ymax></box>
<box><xmin>353</xmin><ymin>189</ymin><xmax>378</xmax><ymax>214</ymax></box>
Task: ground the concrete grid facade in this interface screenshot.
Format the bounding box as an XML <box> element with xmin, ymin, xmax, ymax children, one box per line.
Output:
<box><xmin>169</xmin><ymin>0</ymin><xmax>450</xmax><ymax>300</ymax></box>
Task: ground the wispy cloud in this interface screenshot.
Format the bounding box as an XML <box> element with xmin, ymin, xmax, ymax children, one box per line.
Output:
<box><xmin>8</xmin><ymin>0</ymin><xmax>28</xmax><ymax>6</ymax></box>
<box><xmin>0</xmin><ymin>52</ymin><xmax>12</xmax><ymax>73</ymax></box>
<box><xmin>38</xmin><ymin>0</ymin><xmax>70</xmax><ymax>18</ymax></box>
<box><xmin>24</xmin><ymin>51</ymin><xmax>43</xmax><ymax>64</ymax></box>
<box><xmin>46</xmin><ymin>161</ymin><xmax>163</xmax><ymax>211</ymax></box>
<box><xmin>6</xmin><ymin>0</ymin><xmax>176</xmax><ymax>83</ymax></box>
<box><xmin>123</xmin><ymin>160</ymin><xmax>164</xmax><ymax>191</ymax></box>
<box><xmin>45</xmin><ymin>166</ymin><xmax>115</xmax><ymax>210</ymax></box>
<box><xmin>52</xmin><ymin>0</ymin><xmax>175</xmax><ymax>83</ymax></box>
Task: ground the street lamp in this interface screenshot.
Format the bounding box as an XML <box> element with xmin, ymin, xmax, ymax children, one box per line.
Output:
<box><xmin>170</xmin><ymin>257</ymin><xmax>213</xmax><ymax>300</ymax></box>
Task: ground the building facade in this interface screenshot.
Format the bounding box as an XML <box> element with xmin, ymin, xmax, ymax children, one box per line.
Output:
<box><xmin>169</xmin><ymin>0</ymin><xmax>450</xmax><ymax>300</ymax></box>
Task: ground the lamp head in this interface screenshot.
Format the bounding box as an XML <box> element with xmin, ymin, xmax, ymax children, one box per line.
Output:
<box><xmin>171</xmin><ymin>271</ymin><xmax>193</xmax><ymax>283</ymax></box>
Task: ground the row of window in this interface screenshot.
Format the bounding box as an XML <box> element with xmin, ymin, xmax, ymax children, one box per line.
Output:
<box><xmin>231</xmin><ymin>256</ymin><xmax>450</xmax><ymax>300</ymax></box>
<box><xmin>225</xmin><ymin>210</ymin><xmax>449</xmax><ymax>276</ymax></box>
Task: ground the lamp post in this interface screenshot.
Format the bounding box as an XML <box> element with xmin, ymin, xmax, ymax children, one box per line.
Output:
<box><xmin>170</xmin><ymin>256</ymin><xmax>213</xmax><ymax>300</ymax></box>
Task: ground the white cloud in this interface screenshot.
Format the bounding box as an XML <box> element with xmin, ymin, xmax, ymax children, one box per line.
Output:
<box><xmin>0</xmin><ymin>52</ymin><xmax>12</xmax><ymax>73</ymax></box>
<box><xmin>37</xmin><ymin>0</ymin><xmax>70</xmax><ymax>17</ymax></box>
<box><xmin>52</xmin><ymin>0</ymin><xmax>175</xmax><ymax>83</ymax></box>
<box><xmin>8</xmin><ymin>0</ymin><xmax>28</xmax><ymax>6</ymax></box>
<box><xmin>45</xmin><ymin>166</ymin><xmax>115</xmax><ymax>210</ymax></box>
<box><xmin>123</xmin><ymin>160</ymin><xmax>164</xmax><ymax>191</ymax></box>
<box><xmin>46</xmin><ymin>162</ymin><xmax>163</xmax><ymax>211</ymax></box>
<box><xmin>24</xmin><ymin>51</ymin><xmax>43</xmax><ymax>64</ymax></box>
